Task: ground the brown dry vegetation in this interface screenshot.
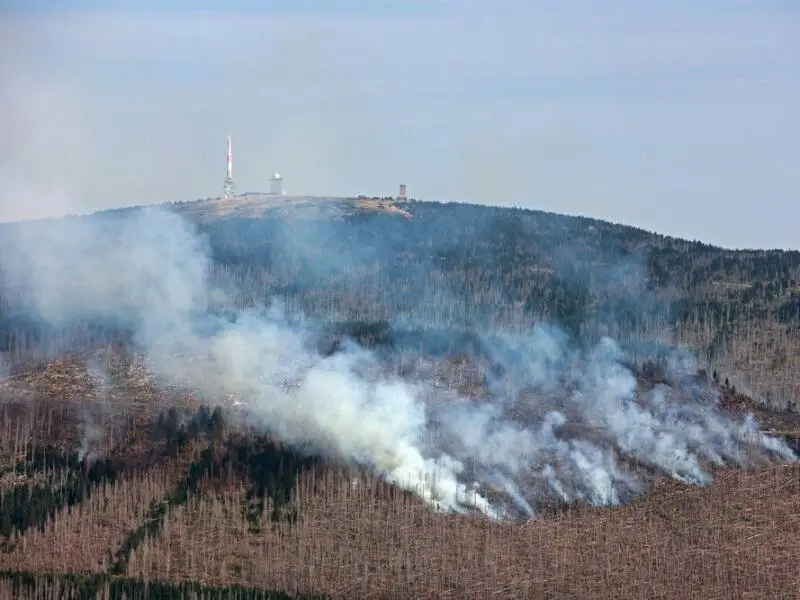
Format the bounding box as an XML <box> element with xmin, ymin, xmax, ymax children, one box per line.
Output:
<box><xmin>125</xmin><ymin>464</ymin><xmax>800</xmax><ymax>600</ymax></box>
<box><xmin>173</xmin><ymin>195</ymin><xmax>410</xmax><ymax>224</ymax></box>
<box><xmin>0</xmin><ymin>351</ymin><xmax>798</xmax><ymax>598</ymax></box>
<box><xmin>3</xmin><ymin>196</ymin><xmax>800</xmax><ymax>596</ymax></box>
<box><xmin>0</xmin><ymin>466</ymin><xmax>185</xmax><ymax>574</ymax></box>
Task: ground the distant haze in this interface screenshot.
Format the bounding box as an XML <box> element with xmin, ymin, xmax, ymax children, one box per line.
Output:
<box><xmin>1</xmin><ymin>1</ymin><xmax>798</xmax><ymax>250</ymax></box>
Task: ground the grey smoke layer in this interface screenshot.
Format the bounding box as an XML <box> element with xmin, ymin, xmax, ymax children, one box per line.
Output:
<box><xmin>0</xmin><ymin>208</ymin><xmax>794</xmax><ymax>519</ymax></box>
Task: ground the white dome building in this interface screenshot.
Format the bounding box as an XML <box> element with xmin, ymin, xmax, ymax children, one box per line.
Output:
<box><xmin>269</xmin><ymin>172</ymin><xmax>284</xmax><ymax>195</ymax></box>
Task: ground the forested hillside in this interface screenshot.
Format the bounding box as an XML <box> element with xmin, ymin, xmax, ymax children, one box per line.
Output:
<box><xmin>0</xmin><ymin>199</ymin><xmax>798</xmax><ymax>598</ymax></box>
<box><xmin>2</xmin><ymin>199</ymin><xmax>799</xmax><ymax>409</ymax></box>
<box><xmin>204</xmin><ymin>201</ymin><xmax>800</xmax><ymax>409</ymax></box>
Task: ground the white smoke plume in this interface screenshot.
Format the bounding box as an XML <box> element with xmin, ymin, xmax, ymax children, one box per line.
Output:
<box><xmin>432</xmin><ymin>333</ymin><xmax>797</xmax><ymax>516</ymax></box>
<box><xmin>75</xmin><ymin>402</ymin><xmax>105</xmax><ymax>465</ymax></box>
<box><xmin>0</xmin><ymin>207</ymin><xmax>794</xmax><ymax>519</ymax></box>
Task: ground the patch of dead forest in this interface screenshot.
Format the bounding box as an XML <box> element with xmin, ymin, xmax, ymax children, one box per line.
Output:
<box><xmin>0</xmin><ymin>349</ymin><xmax>797</xmax><ymax>598</ymax></box>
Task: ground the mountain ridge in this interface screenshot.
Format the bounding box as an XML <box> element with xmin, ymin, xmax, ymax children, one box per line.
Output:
<box><xmin>2</xmin><ymin>196</ymin><xmax>800</xmax><ymax>410</ymax></box>
<box><xmin>0</xmin><ymin>195</ymin><xmax>798</xmax><ymax>598</ymax></box>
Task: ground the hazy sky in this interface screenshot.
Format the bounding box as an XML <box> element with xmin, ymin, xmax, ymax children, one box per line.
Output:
<box><xmin>1</xmin><ymin>1</ymin><xmax>798</xmax><ymax>249</ymax></box>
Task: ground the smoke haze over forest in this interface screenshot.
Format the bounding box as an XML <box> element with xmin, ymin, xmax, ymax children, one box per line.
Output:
<box><xmin>0</xmin><ymin>205</ymin><xmax>795</xmax><ymax>519</ymax></box>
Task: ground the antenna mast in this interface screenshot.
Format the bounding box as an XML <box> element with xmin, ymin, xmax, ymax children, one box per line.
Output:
<box><xmin>223</xmin><ymin>131</ymin><xmax>235</xmax><ymax>199</ymax></box>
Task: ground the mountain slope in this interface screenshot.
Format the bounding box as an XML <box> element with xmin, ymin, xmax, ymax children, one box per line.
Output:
<box><xmin>188</xmin><ymin>198</ymin><xmax>800</xmax><ymax>409</ymax></box>
<box><xmin>0</xmin><ymin>198</ymin><xmax>798</xmax><ymax>598</ymax></box>
<box><xmin>2</xmin><ymin>197</ymin><xmax>799</xmax><ymax>409</ymax></box>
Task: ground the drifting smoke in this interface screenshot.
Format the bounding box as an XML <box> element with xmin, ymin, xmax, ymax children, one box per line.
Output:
<box><xmin>75</xmin><ymin>401</ymin><xmax>105</xmax><ymax>464</ymax></box>
<box><xmin>0</xmin><ymin>207</ymin><xmax>795</xmax><ymax>519</ymax></box>
<box><xmin>433</xmin><ymin>333</ymin><xmax>796</xmax><ymax>516</ymax></box>
<box><xmin>77</xmin><ymin>356</ymin><xmax>115</xmax><ymax>464</ymax></box>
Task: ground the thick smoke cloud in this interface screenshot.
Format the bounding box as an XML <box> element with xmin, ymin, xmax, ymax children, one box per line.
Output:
<box><xmin>0</xmin><ymin>207</ymin><xmax>795</xmax><ymax>519</ymax></box>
